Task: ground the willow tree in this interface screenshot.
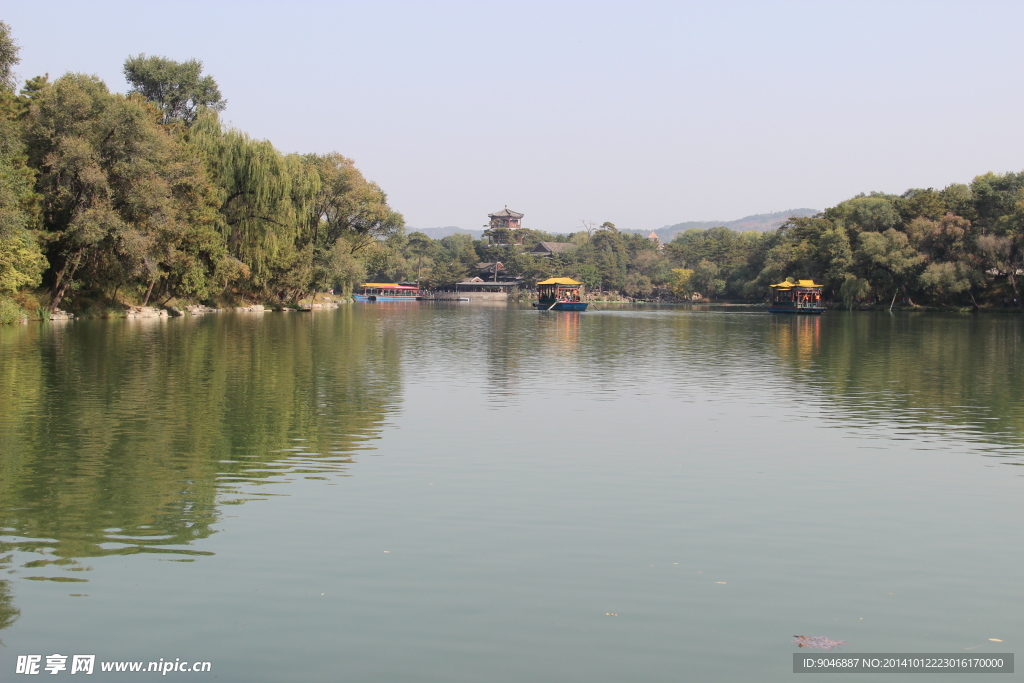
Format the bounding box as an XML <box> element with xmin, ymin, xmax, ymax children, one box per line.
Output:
<box><xmin>189</xmin><ymin>114</ymin><xmax>320</xmax><ymax>291</ymax></box>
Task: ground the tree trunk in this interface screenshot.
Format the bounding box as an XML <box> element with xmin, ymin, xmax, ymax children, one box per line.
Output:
<box><xmin>49</xmin><ymin>248</ymin><xmax>84</xmax><ymax>314</ymax></box>
<box><xmin>1009</xmin><ymin>273</ymin><xmax>1021</xmax><ymax>308</ymax></box>
<box><xmin>141</xmin><ymin>278</ymin><xmax>156</xmax><ymax>306</ymax></box>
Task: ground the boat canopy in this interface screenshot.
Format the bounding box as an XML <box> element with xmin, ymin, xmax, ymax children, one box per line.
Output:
<box><xmin>536</xmin><ymin>277</ymin><xmax>583</xmax><ymax>286</ymax></box>
<box><xmin>360</xmin><ymin>283</ymin><xmax>419</xmax><ymax>290</ymax></box>
<box><xmin>770</xmin><ymin>279</ymin><xmax>822</xmax><ymax>289</ymax></box>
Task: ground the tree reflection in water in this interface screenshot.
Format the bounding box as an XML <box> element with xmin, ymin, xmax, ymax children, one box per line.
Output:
<box><xmin>0</xmin><ymin>309</ymin><xmax>401</xmax><ymax>628</ymax></box>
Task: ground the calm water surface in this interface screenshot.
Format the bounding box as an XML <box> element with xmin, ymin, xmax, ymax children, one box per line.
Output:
<box><xmin>0</xmin><ymin>305</ymin><xmax>1021</xmax><ymax>681</ymax></box>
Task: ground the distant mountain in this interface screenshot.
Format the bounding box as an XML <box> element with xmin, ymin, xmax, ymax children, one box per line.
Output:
<box><xmin>408</xmin><ymin>226</ymin><xmax>485</xmax><ymax>240</ymax></box>
<box><xmin>410</xmin><ymin>209</ymin><xmax>818</xmax><ymax>243</ymax></box>
<box><xmin>639</xmin><ymin>208</ymin><xmax>819</xmax><ymax>242</ymax></box>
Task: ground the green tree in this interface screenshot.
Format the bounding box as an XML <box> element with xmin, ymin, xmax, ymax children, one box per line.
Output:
<box><xmin>817</xmin><ymin>227</ymin><xmax>854</xmax><ymax>290</ymax></box>
<box><xmin>303</xmin><ymin>152</ymin><xmax>404</xmax><ymax>256</ymax></box>
<box><xmin>970</xmin><ymin>172</ymin><xmax>1024</xmax><ymax>235</ymax></box>
<box><xmin>631</xmin><ymin>249</ymin><xmax>671</xmax><ymax>286</ymax></box>
<box><xmin>0</xmin><ymin>21</ymin><xmax>18</xmax><ymax>92</ymax></box>
<box><xmin>25</xmin><ymin>73</ymin><xmax>222</xmax><ymax>309</ymax></box>
<box><xmin>691</xmin><ymin>259</ymin><xmax>725</xmax><ymax>299</ymax></box>
<box><xmin>315</xmin><ymin>239</ymin><xmax>366</xmax><ymax>294</ymax></box>
<box><xmin>623</xmin><ymin>272</ymin><xmax>653</xmax><ymax>298</ymax></box>
<box><xmin>976</xmin><ymin>234</ymin><xmax>1024</xmax><ymax>306</ymax></box>
<box><xmin>919</xmin><ymin>261</ymin><xmax>977</xmax><ymax>304</ymax></box>
<box><xmin>573</xmin><ymin>264</ymin><xmax>602</xmax><ymax>291</ymax></box>
<box><xmin>896</xmin><ymin>188</ymin><xmax>946</xmax><ymax>223</ymax></box>
<box><xmin>854</xmin><ymin>229</ymin><xmax>924</xmax><ymax>304</ymax></box>
<box><xmin>827</xmin><ymin>193</ymin><xmax>901</xmax><ymax>236</ymax></box>
<box><xmin>19</xmin><ymin>74</ymin><xmax>49</xmax><ymax>100</ymax></box>
<box><xmin>838</xmin><ymin>274</ymin><xmax>871</xmax><ymax>309</ymax></box>
<box><xmin>584</xmin><ymin>226</ymin><xmax>627</xmax><ymax>290</ymax></box>
<box><xmin>906</xmin><ymin>214</ymin><xmax>982</xmax><ymax>305</ymax></box>
<box><xmin>190</xmin><ymin>114</ymin><xmax>319</xmax><ymax>290</ymax></box>
<box><xmin>402</xmin><ymin>231</ymin><xmax>440</xmax><ymax>283</ymax></box>
<box><xmin>439</xmin><ymin>233</ymin><xmax>478</xmax><ymax>270</ymax></box>
<box><xmin>0</xmin><ymin>24</ymin><xmax>46</xmax><ymax>301</ymax></box>
<box><xmin>123</xmin><ymin>54</ymin><xmax>226</xmax><ymax>125</ymax></box>
<box><xmin>670</xmin><ymin>268</ymin><xmax>694</xmax><ymax>299</ymax></box>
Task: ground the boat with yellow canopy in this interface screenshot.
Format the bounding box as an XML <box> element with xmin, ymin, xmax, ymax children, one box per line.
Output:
<box><xmin>768</xmin><ymin>280</ymin><xmax>825</xmax><ymax>314</ymax></box>
<box><xmin>533</xmin><ymin>277</ymin><xmax>588</xmax><ymax>311</ymax></box>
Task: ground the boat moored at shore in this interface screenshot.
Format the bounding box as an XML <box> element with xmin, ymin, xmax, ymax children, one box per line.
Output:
<box><xmin>768</xmin><ymin>280</ymin><xmax>825</xmax><ymax>314</ymax></box>
<box><xmin>353</xmin><ymin>283</ymin><xmax>422</xmax><ymax>301</ymax></box>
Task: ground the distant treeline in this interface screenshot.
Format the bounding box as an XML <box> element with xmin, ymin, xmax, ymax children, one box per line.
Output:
<box><xmin>404</xmin><ymin>174</ymin><xmax>1024</xmax><ymax>309</ymax></box>
<box><xmin>2</xmin><ymin>20</ymin><xmax>1023</xmax><ymax>320</ymax></box>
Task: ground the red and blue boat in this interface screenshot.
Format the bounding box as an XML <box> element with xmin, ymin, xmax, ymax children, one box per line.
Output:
<box><xmin>533</xmin><ymin>278</ymin><xmax>589</xmax><ymax>311</ymax></box>
<box><xmin>768</xmin><ymin>280</ymin><xmax>825</xmax><ymax>314</ymax></box>
<box><xmin>353</xmin><ymin>283</ymin><xmax>423</xmax><ymax>302</ymax></box>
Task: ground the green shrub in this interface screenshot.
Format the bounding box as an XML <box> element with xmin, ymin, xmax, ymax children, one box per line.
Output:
<box><xmin>0</xmin><ymin>297</ymin><xmax>26</xmax><ymax>324</ymax></box>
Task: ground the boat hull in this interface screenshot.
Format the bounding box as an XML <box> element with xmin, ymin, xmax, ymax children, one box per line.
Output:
<box><xmin>767</xmin><ymin>304</ymin><xmax>825</xmax><ymax>314</ymax></box>
<box><xmin>533</xmin><ymin>301</ymin><xmax>589</xmax><ymax>311</ymax></box>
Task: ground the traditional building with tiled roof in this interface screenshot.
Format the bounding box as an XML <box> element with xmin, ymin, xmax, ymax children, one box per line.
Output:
<box><xmin>530</xmin><ymin>241</ymin><xmax>577</xmax><ymax>257</ymax></box>
<box><xmin>485</xmin><ymin>206</ymin><xmax>525</xmax><ymax>244</ymax></box>
<box><xmin>488</xmin><ymin>206</ymin><xmax>524</xmax><ymax>224</ymax></box>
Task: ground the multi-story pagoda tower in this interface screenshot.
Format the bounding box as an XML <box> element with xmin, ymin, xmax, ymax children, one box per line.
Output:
<box><xmin>485</xmin><ymin>206</ymin><xmax>525</xmax><ymax>244</ymax></box>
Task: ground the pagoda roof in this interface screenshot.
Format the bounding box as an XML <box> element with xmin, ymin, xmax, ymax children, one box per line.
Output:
<box><xmin>488</xmin><ymin>206</ymin><xmax>524</xmax><ymax>219</ymax></box>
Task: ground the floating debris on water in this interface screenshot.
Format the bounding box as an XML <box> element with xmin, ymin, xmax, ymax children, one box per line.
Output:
<box><xmin>793</xmin><ymin>635</ymin><xmax>846</xmax><ymax>650</ymax></box>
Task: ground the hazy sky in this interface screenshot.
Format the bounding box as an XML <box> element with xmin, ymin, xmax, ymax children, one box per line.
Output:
<box><xmin>6</xmin><ymin>1</ymin><xmax>1024</xmax><ymax>232</ymax></box>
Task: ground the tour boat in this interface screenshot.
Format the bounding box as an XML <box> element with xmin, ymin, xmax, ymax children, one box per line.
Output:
<box><xmin>533</xmin><ymin>277</ymin><xmax>589</xmax><ymax>311</ymax></box>
<box><xmin>353</xmin><ymin>283</ymin><xmax>422</xmax><ymax>301</ymax></box>
<box><xmin>767</xmin><ymin>280</ymin><xmax>825</xmax><ymax>314</ymax></box>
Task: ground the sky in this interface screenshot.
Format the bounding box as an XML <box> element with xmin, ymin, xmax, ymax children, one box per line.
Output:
<box><xmin>5</xmin><ymin>1</ymin><xmax>1024</xmax><ymax>233</ymax></box>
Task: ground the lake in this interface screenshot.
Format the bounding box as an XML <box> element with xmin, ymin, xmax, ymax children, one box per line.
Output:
<box><xmin>0</xmin><ymin>305</ymin><xmax>1021</xmax><ymax>681</ymax></box>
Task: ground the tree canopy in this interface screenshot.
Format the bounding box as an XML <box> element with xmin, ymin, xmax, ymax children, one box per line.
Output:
<box><xmin>123</xmin><ymin>54</ymin><xmax>226</xmax><ymax>124</ymax></box>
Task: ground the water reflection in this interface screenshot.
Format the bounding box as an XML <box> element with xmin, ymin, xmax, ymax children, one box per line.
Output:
<box><xmin>766</xmin><ymin>312</ymin><xmax>1024</xmax><ymax>454</ymax></box>
<box><xmin>0</xmin><ymin>309</ymin><xmax>401</xmax><ymax>600</ymax></box>
<box><xmin>768</xmin><ymin>314</ymin><xmax>821</xmax><ymax>369</ymax></box>
<box><xmin>540</xmin><ymin>311</ymin><xmax>582</xmax><ymax>354</ymax></box>
<box><xmin>1</xmin><ymin>305</ymin><xmax>1022</xmax><ymax>642</ymax></box>
<box><xmin>0</xmin><ymin>580</ymin><xmax>17</xmax><ymax>621</ymax></box>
